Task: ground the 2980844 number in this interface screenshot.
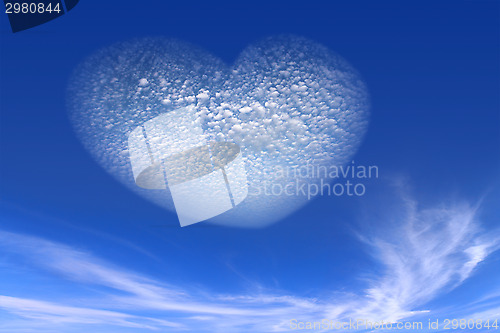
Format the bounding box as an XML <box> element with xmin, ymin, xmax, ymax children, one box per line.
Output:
<box><xmin>5</xmin><ymin>2</ymin><xmax>61</xmax><ymax>14</ymax></box>
<box><xmin>443</xmin><ymin>319</ymin><xmax>499</xmax><ymax>330</ymax></box>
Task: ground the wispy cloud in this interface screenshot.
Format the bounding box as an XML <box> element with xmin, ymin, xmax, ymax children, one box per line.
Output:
<box><xmin>0</xmin><ymin>295</ymin><xmax>182</xmax><ymax>330</ymax></box>
<box><xmin>349</xmin><ymin>198</ymin><xmax>500</xmax><ymax>323</ymax></box>
<box><xmin>0</xmin><ymin>194</ymin><xmax>498</xmax><ymax>332</ymax></box>
<box><xmin>467</xmin><ymin>306</ymin><xmax>500</xmax><ymax>322</ymax></box>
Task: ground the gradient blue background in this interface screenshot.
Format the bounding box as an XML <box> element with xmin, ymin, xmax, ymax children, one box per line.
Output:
<box><xmin>0</xmin><ymin>1</ymin><xmax>499</xmax><ymax>332</ymax></box>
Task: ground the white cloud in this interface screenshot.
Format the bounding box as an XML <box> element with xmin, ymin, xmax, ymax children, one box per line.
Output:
<box><xmin>348</xmin><ymin>199</ymin><xmax>500</xmax><ymax>323</ymax></box>
<box><xmin>0</xmin><ymin>295</ymin><xmax>181</xmax><ymax>330</ymax></box>
<box><xmin>467</xmin><ymin>306</ymin><xmax>500</xmax><ymax>322</ymax></box>
<box><xmin>0</xmin><ymin>195</ymin><xmax>498</xmax><ymax>332</ymax></box>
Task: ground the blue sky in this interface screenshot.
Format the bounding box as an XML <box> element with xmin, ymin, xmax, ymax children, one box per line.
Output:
<box><xmin>0</xmin><ymin>0</ymin><xmax>499</xmax><ymax>332</ymax></box>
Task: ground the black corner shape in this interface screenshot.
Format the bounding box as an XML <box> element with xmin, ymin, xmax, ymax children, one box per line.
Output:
<box><xmin>4</xmin><ymin>0</ymin><xmax>80</xmax><ymax>33</ymax></box>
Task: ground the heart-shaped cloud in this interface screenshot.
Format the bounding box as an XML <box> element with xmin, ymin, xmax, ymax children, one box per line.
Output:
<box><xmin>67</xmin><ymin>36</ymin><xmax>369</xmax><ymax>227</ymax></box>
